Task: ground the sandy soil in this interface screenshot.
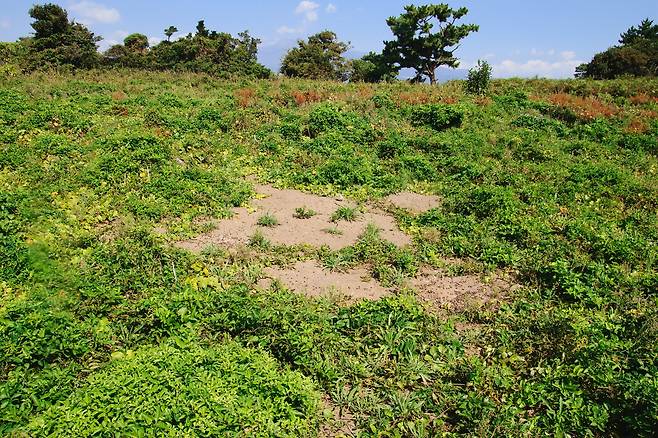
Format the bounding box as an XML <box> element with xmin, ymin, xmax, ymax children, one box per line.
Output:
<box><xmin>384</xmin><ymin>191</ymin><xmax>440</xmax><ymax>213</ymax></box>
<box><xmin>409</xmin><ymin>267</ymin><xmax>514</xmax><ymax>312</ymax></box>
<box><xmin>175</xmin><ymin>184</ymin><xmax>411</xmax><ymax>252</ymax></box>
<box><xmin>258</xmin><ymin>260</ymin><xmax>390</xmax><ymax>301</ymax></box>
<box><xmin>174</xmin><ymin>183</ymin><xmax>516</xmax><ymax>309</ymax></box>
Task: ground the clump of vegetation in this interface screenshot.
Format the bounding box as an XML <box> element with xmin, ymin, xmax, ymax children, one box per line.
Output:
<box><xmin>465</xmin><ymin>59</ymin><xmax>492</xmax><ymax>94</ymax></box>
<box><xmin>26</xmin><ymin>341</ymin><xmax>319</xmax><ymax>436</ymax></box>
<box><xmin>293</xmin><ymin>206</ymin><xmax>316</xmax><ymax>219</ymax></box>
<box><xmin>257</xmin><ymin>213</ymin><xmax>279</xmax><ymax>227</ymax></box>
<box><xmin>577</xmin><ymin>18</ymin><xmax>658</xmax><ymax>79</ymax></box>
<box><xmin>409</xmin><ymin>103</ymin><xmax>464</xmax><ymax>130</ymax></box>
<box><xmin>331</xmin><ymin>206</ymin><xmax>359</xmax><ymax>222</ymax></box>
<box><xmin>280</xmin><ymin>31</ymin><xmax>350</xmax><ymax>80</ymax></box>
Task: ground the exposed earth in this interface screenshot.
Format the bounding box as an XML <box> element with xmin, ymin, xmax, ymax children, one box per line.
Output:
<box><xmin>175</xmin><ymin>183</ymin><xmax>510</xmax><ymax>309</ymax></box>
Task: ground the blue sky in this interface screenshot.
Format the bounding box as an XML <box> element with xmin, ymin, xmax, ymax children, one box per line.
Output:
<box><xmin>1</xmin><ymin>1</ymin><xmax>656</xmax><ymax>78</ymax></box>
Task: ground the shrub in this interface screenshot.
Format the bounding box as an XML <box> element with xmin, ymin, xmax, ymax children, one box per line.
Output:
<box><xmin>331</xmin><ymin>206</ymin><xmax>359</xmax><ymax>222</ymax></box>
<box><xmin>465</xmin><ymin>60</ymin><xmax>492</xmax><ymax>95</ymax></box>
<box><xmin>409</xmin><ymin>104</ymin><xmax>464</xmax><ymax>130</ymax></box>
<box><xmin>257</xmin><ymin>213</ymin><xmax>279</xmax><ymax>227</ymax></box>
<box><xmin>26</xmin><ymin>342</ymin><xmax>319</xmax><ymax>436</ymax></box>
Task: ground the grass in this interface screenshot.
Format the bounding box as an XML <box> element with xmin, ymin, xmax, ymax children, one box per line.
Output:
<box><xmin>0</xmin><ymin>69</ymin><xmax>656</xmax><ymax>437</ymax></box>
<box><xmin>294</xmin><ymin>206</ymin><xmax>317</xmax><ymax>219</ymax></box>
<box><xmin>257</xmin><ymin>213</ymin><xmax>279</xmax><ymax>227</ymax></box>
<box><xmin>331</xmin><ymin>206</ymin><xmax>359</xmax><ymax>222</ymax></box>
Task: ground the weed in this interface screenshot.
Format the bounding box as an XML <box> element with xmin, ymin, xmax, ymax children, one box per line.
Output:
<box><xmin>257</xmin><ymin>213</ymin><xmax>279</xmax><ymax>227</ymax></box>
<box><xmin>331</xmin><ymin>206</ymin><xmax>358</xmax><ymax>222</ymax></box>
<box><xmin>294</xmin><ymin>206</ymin><xmax>317</xmax><ymax>219</ymax></box>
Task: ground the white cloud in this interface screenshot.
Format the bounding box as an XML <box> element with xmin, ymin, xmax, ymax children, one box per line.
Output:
<box><xmin>276</xmin><ymin>25</ymin><xmax>302</xmax><ymax>35</ymax></box>
<box><xmin>548</xmin><ymin>49</ymin><xmax>555</xmax><ymax>56</ymax></box>
<box><xmin>560</xmin><ymin>50</ymin><xmax>576</xmax><ymax>60</ymax></box>
<box><xmin>295</xmin><ymin>0</ymin><xmax>319</xmax><ymax>22</ymax></box>
<box><xmin>148</xmin><ymin>36</ymin><xmax>162</xmax><ymax>46</ymax></box>
<box><xmin>0</xmin><ymin>18</ymin><xmax>10</xmax><ymax>29</ymax></box>
<box><xmin>493</xmin><ymin>57</ymin><xmax>583</xmax><ymax>78</ymax></box>
<box><xmin>326</xmin><ymin>3</ymin><xmax>336</xmax><ymax>13</ymax></box>
<box><xmin>97</xmin><ymin>30</ymin><xmax>128</xmax><ymax>51</ymax></box>
<box><xmin>69</xmin><ymin>1</ymin><xmax>120</xmax><ymax>24</ymax></box>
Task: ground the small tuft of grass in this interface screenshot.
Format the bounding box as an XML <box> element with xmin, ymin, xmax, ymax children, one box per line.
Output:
<box><xmin>293</xmin><ymin>206</ymin><xmax>316</xmax><ymax>219</ymax></box>
<box><xmin>257</xmin><ymin>213</ymin><xmax>279</xmax><ymax>227</ymax></box>
<box><xmin>248</xmin><ymin>230</ymin><xmax>270</xmax><ymax>248</ymax></box>
<box><xmin>322</xmin><ymin>226</ymin><xmax>343</xmax><ymax>235</ymax></box>
<box><xmin>331</xmin><ymin>206</ymin><xmax>358</xmax><ymax>222</ymax></box>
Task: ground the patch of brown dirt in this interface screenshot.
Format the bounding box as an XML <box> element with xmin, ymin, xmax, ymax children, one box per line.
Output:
<box><xmin>258</xmin><ymin>260</ymin><xmax>390</xmax><ymax>301</ymax></box>
<box><xmin>385</xmin><ymin>191</ymin><xmax>440</xmax><ymax>213</ymax></box>
<box><xmin>319</xmin><ymin>395</ymin><xmax>357</xmax><ymax>438</ymax></box>
<box><xmin>175</xmin><ymin>184</ymin><xmax>410</xmax><ymax>252</ymax></box>
<box><xmin>409</xmin><ymin>267</ymin><xmax>515</xmax><ymax>312</ymax></box>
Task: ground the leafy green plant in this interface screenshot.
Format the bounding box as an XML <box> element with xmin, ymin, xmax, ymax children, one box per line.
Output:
<box><xmin>257</xmin><ymin>213</ymin><xmax>279</xmax><ymax>227</ymax></box>
<box><xmin>26</xmin><ymin>342</ymin><xmax>320</xmax><ymax>436</ymax></box>
<box><xmin>293</xmin><ymin>206</ymin><xmax>317</xmax><ymax>219</ymax></box>
<box><xmin>465</xmin><ymin>59</ymin><xmax>492</xmax><ymax>95</ymax></box>
<box><xmin>331</xmin><ymin>206</ymin><xmax>359</xmax><ymax>222</ymax></box>
<box><xmin>409</xmin><ymin>104</ymin><xmax>464</xmax><ymax>130</ymax></box>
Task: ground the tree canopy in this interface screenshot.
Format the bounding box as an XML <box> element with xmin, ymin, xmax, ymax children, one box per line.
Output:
<box><xmin>383</xmin><ymin>4</ymin><xmax>478</xmax><ymax>84</ymax></box>
<box><xmin>349</xmin><ymin>52</ymin><xmax>399</xmax><ymax>83</ymax></box>
<box><xmin>27</xmin><ymin>3</ymin><xmax>100</xmax><ymax>69</ymax></box>
<box><xmin>280</xmin><ymin>31</ymin><xmax>350</xmax><ymax>81</ymax></box>
<box><xmin>577</xmin><ymin>18</ymin><xmax>658</xmax><ymax>79</ymax></box>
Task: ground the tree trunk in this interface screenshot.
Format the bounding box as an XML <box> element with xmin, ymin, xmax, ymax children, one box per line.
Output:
<box><xmin>427</xmin><ymin>66</ymin><xmax>436</xmax><ymax>84</ymax></box>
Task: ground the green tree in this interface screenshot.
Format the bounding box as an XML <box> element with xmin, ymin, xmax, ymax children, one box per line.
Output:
<box><xmin>124</xmin><ymin>33</ymin><xmax>149</xmax><ymax>54</ymax></box>
<box><xmin>27</xmin><ymin>3</ymin><xmax>100</xmax><ymax>69</ymax></box>
<box><xmin>619</xmin><ymin>18</ymin><xmax>658</xmax><ymax>45</ymax></box>
<box><xmin>577</xmin><ymin>18</ymin><xmax>657</xmax><ymax>78</ymax></box>
<box><xmin>196</xmin><ymin>20</ymin><xmax>209</xmax><ymax>37</ymax></box>
<box><xmin>384</xmin><ymin>4</ymin><xmax>478</xmax><ymax>84</ymax></box>
<box><xmin>464</xmin><ymin>59</ymin><xmax>492</xmax><ymax>94</ymax></box>
<box><xmin>164</xmin><ymin>26</ymin><xmax>178</xmax><ymax>42</ymax></box>
<box><xmin>349</xmin><ymin>51</ymin><xmax>399</xmax><ymax>82</ymax></box>
<box><xmin>280</xmin><ymin>31</ymin><xmax>350</xmax><ymax>80</ymax></box>
<box><xmin>148</xmin><ymin>24</ymin><xmax>271</xmax><ymax>78</ymax></box>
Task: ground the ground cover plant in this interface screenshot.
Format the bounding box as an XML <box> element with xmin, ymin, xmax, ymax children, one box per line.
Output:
<box><xmin>0</xmin><ymin>70</ymin><xmax>657</xmax><ymax>436</ymax></box>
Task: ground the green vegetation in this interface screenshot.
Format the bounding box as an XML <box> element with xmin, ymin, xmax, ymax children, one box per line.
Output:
<box><xmin>280</xmin><ymin>31</ymin><xmax>350</xmax><ymax>81</ymax></box>
<box><xmin>258</xmin><ymin>213</ymin><xmax>280</xmax><ymax>227</ymax></box>
<box><xmin>465</xmin><ymin>60</ymin><xmax>492</xmax><ymax>95</ymax></box>
<box><xmin>294</xmin><ymin>206</ymin><xmax>317</xmax><ymax>219</ymax></box>
<box><xmin>331</xmin><ymin>206</ymin><xmax>359</xmax><ymax>222</ymax></box>
<box><xmin>577</xmin><ymin>18</ymin><xmax>658</xmax><ymax>79</ymax></box>
<box><xmin>384</xmin><ymin>4</ymin><xmax>479</xmax><ymax>83</ymax></box>
<box><xmin>0</xmin><ymin>66</ymin><xmax>657</xmax><ymax>436</ymax></box>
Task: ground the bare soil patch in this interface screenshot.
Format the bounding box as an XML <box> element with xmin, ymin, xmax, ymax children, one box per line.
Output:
<box><xmin>175</xmin><ymin>184</ymin><xmax>410</xmax><ymax>252</ymax></box>
<box><xmin>319</xmin><ymin>394</ymin><xmax>357</xmax><ymax>437</ymax></box>
<box><xmin>384</xmin><ymin>191</ymin><xmax>440</xmax><ymax>213</ymax></box>
<box><xmin>409</xmin><ymin>267</ymin><xmax>515</xmax><ymax>312</ymax></box>
<box><xmin>258</xmin><ymin>260</ymin><xmax>390</xmax><ymax>301</ymax></box>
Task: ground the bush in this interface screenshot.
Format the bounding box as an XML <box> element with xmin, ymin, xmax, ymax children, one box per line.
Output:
<box><xmin>26</xmin><ymin>342</ymin><xmax>320</xmax><ymax>436</ymax></box>
<box><xmin>465</xmin><ymin>60</ymin><xmax>492</xmax><ymax>95</ymax></box>
<box><xmin>409</xmin><ymin>104</ymin><xmax>464</xmax><ymax>130</ymax></box>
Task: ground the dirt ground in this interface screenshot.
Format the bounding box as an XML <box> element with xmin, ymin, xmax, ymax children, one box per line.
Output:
<box><xmin>384</xmin><ymin>191</ymin><xmax>440</xmax><ymax>213</ymax></box>
<box><xmin>257</xmin><ymin>260</ymin><xmax>390</xmax><ymax>301</ymax></box>
<box><xmin>175</xmin><ymin>184</ymin><xmax>516</xmax><ymax>309</ymax></box>
<box><xmin>408</xmin><ymin>267</ymin><xmax>516</xmax><ymax>312</ymax></box>
<box><xmin>175</xmin><ymin>184</ymin><xmax>410</xmax><ymax>251</ymax></box>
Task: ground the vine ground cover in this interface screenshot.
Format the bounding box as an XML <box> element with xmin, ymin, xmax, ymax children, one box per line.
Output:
<box><xmin>0</xmin><ymin>71</ymin><xmax>657</xmax><ymax>436</ymax></box>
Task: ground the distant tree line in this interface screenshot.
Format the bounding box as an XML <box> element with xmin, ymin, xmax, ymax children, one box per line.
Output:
<box><xmin>577</xmin><ymin>19</ymin><xmax>658</xmax><ymax>79</ymax></box>
<box><xmin>0</xmin><ymin>2</ymin><xmax>487</xmax><ymax>83</ymax></box>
